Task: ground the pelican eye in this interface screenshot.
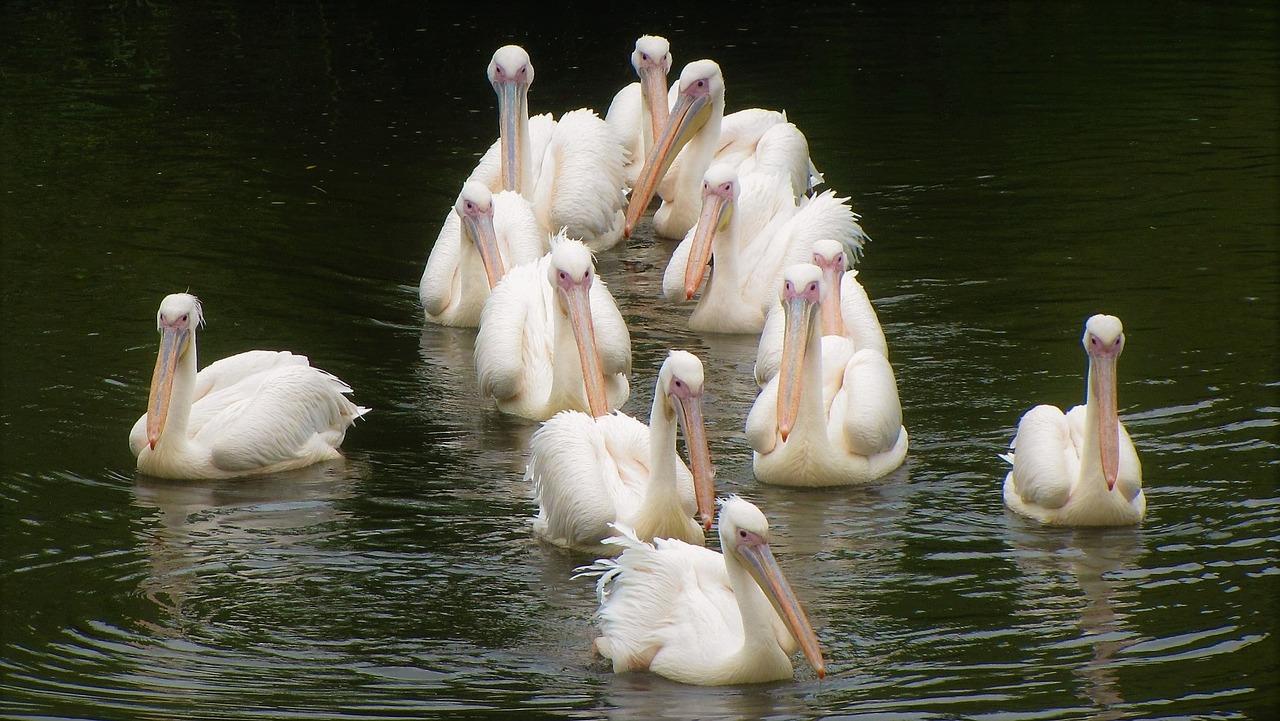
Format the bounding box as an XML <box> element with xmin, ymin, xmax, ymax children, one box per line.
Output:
<box><xmin>180</xmin><ymin>314</ymin><xmax>188</xmax><ymax>323</ymax></box>
<box><xmin>808</xmin><ymin>281</ymin><xmax>819</xmax><ymax>294</ymax></box>
<box><xmin>558</xmin><ymin>270</ymin><xmax>568</xmax><ymax>281</ymax></box>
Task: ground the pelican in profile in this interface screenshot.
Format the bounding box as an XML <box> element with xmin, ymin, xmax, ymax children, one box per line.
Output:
<box><xmin>583</xmin><ymin>495</ymin><xmax>825</xmax><ymax>686</ymax></box>
<box><xmin>756</xmin><ymin>237</ymin><xmax>886</xmax><ymax>385</ymax></box>
<box><xmin>1001</xmin><ymin>314</ymin><xmax>1145</xmax><ymax>525</ymax></box>
<box><xmin>470</xmin><ymin>45</ymin><xmax>628</xmax><ymax>251</ymax></box>
<box><xmin>419</xmin><ymin>181</ymin><xmax>546</xmax><ymax>327</ymax></box>
<box><xmin>527</xmin><ymin>350</ymin><xmax>716</xmax><ymax>553</ymax></box>
<box><xmin>605</xmin><ymin>35</ymin><xmax>673</xmax><ymax>189</ymax></box>
<box><xmin>129</xmin><ymin>293</ymin><xmax>368</xmax><ymax>480</ymax></box>
<box><xmin>624</xmin><ymin>59</ymin><xmax>820</xmax><ymax>240</ymax></box>
<box><xmin>663</xmin><ymin>163</ymin><xmax>868</xmax><ymax>334</ymax></box>
<box><xmin>474</xmin><ymin>233</ymin><xmax>631</xmax><ymax>421</ymax></box>
<box><xmin>746</xmin><ymin>264</ymin><xmax>907</xmax><ymax>486</ymax></box>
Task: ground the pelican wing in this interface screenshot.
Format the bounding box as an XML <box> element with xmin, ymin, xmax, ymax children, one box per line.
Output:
<box><xmin>129</xmin><ymin>350</ymin><xmax>310</xmax><ymax>457</ymax></box>
<box><xmin>534</xmin><ymin>109</ymin><xmax>628</xmax><ymax>249</ymax></box>
<box><xmin>831</xmin><ymin>348</ymin><xmax>904</xmax><ymax>458</ymax></box>
<box><xmin>661</xmin><ymin>230</ymin><xmax>695</xmax><ymax>302</ymax></box>
<box><xmin>840</xmin><ymin>270</ymin><xmax>889</xmax><ymax>357</ymax></box>
<box><xmin>474</xmin><ymin>257</ymin><xmax>554</xmax><ymax>405</ymax></box>
<box><xmin>593</xmin><ymin>531</ymin><xmax>738</xmax><ymax>673</ymax></box>
<box><xmin>754</xmin><ymin>296</ymin><xmax>786</xmax><ymax>387</ymax></box>
<box><xmin>529</xmin><ymin>410</ymin><xmax>651</xmax><ymax>550</ymax></box>
<box><xmin>605</xmin><ymin>82</ymin><xmax>644</xmax><ymax>187</ymax></box>
<box><xmin>419</xmin><ymin>209</ymin><xmax>464</xmax><ymax>318</ymax></box>
<box><xmin>737</xmin><ymin>120</ymin><xmax>814</xmax><ymax>201</ymax></box>
<box><xmin>589</xmin><ymin>275</ymin><xmax>633</xmax><ymax>380</ymax></box>
<box><xmin>195</xmin><ymin>365</ymin><xmax>367</xmax><ymax>473</ymax></box>
<box><xmin>193</xmin><ymin>350</ymin><xmax>310</xmax><ymax>402</ymax></box>
<box><xmin>744</xmin><ymin>374</ymin><xmax>782</xmax><ymax>455</ymax></box>
<box><xmin>1003</xmin><ymin>404</ymin><xmax>1077</xmax><ymax>509</ymax></box>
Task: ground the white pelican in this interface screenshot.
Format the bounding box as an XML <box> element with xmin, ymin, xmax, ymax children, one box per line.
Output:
<box><xmin>527</xmin><ymin>350</ymin><xmax>716</xmax><ymax>553</ymax></box>
<box><xmin>470</xmin><ymin>45</ymin><xmax>628</xmax><ymax>252</ymax></box>
<box><xmin>474</xmin><ymin>233</ymin><xmax>631</xmax><ymax>421</ymax></box>
<box><xmin>662</xmin><ymin>163</ymin><xmax>868</xmax><ymax>334</ymax></box>
<box><xmin>756</xmin><ymin>237</ymin><xmax>886</xmax><ymax>385</ymax></box>
<box><xmin>605</xmin><ymin>35</ymin><xmax>673</xmax><ymax>189</ymax></box>
<box><xmin>584</xmin><ymin>495</ymin><xmax>825</xmax><ymax>686</ymax></box>
<box><xmin>745</xmin><ymin>264</ymin><xmax>907</xmax><ymax>486</ymax></box>
<box><xmin>1001</xmin><ymin>314</ymin><xmax>1145</xmax><ymax>525</ymax></box>
<box><xmin>129</xmin><ymin>294</ymin><xmax>369</xmax><ymax>480</ymax></box>
<box><xmin>419</xmin><ymin>181</ymin><xmax>547</xmax><ymax>327</ymax></box>
<box><xmin>624</xmin><ymin>59</ymin><xmax>820</xmax><ymax>240</ymax></box>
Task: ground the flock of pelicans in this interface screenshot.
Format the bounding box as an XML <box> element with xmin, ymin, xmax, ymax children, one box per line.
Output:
<box><xmin>129</xmin><ymin>38</ymin><xmax>1148</xmax><ymax>686</ymax></box>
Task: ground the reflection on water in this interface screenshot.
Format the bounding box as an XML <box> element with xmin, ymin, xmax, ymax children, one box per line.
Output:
<box><xmin>132</xmin><ymin>459</ymin><xmax>362</xmax><ymax>634</ymax></box>
<box><xmin>1007</xmin><ymin>522</ymin><xmax>1146</xmax><ymax>719</ymax></box>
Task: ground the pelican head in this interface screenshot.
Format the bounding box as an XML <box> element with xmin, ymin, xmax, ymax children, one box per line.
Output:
<box><xmin>658</xmin><ymin>350</ymin><xmax>717</xmax><ymax>529</ymax></box>
<box><xmin>549</xmin><ymin>235</ymin><xmax>610</xmax><ymax>417</ymax></box>
<box><xmin>625</xmin><ymin>59</ymin><xmax>725</xmax><ymax>236</ymax></box>
<box><xmin>146</xmin><ymin>293</ymin><xmax>204</xmax><ymax>450</ymax></box>
<box><xmin>1082</xmin><ymin>314</ymin><xmax>1125</xmax><ymax>490</ymax></box>
<box><xmin>455</xmin><ymin>181</ymin><xmax>506</xmax><ymax>289</ymax></box>
<box><xmin>488</xmin><ymin>45</ymin><xmax>534</xmax><ymax>193</ymax></box>
<box><xmin>776</xmin><ymin>264</ymin><xmax>824</xmax><ymax>441</ymax></box>
<box><xmin>812</xmin><ymin>238</ymin><xmax>851</xmax><ymax>337</ymax></box>
<box><xmin>718</xmin><ymin>495</ymin><xmax>825</xmax><ymax>678</ymax></box>
<box><xmin>631</xmin><ymin>35</ymin><xmax>673</xmax><ymax>141</ymax></box>
<box><xmin>682</xmin><ymin>163</ymin><xmax>739</xmax><ymax>300</ymax></box>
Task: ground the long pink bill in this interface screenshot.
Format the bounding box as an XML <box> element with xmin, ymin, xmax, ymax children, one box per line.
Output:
<box><xmin>463</xmin><ymin>212</ymin><xmax>506</xmax><ymax>289</ymax></box>
<box><xmin>817</xmin><ymin>262</ymin><xmax>845</xmax><ymax>338</ymax></box>
<box><xmin>637</xmin><ymin>63</ymin><xmax>670</xmax><ymax>146</ymax></box>
<box><xmin>737</xmin><ymin>534</ymin><xmax>826</xmax><ymax>678</ymax></box>
<box><xmin>146</xmin><ymin>326</ymin><xmax>186</xmax><ymax>449</ymax></box>
<box><xmin>562</xmin><ymin>281</ymin><xmax>610</xmax><ymax>417</ymax></box>
<box><xmin>672</xmin><ymin>393</ymin><xmax>716</xmax><ymax>529</ymax></box>
<box><xmin>682</xmin><ymin>189</ymin><xmax>731</xmax><ymax>299</ymax></box>
<box><xmin>624</xmin><ymin>89</ymin><xmax>712</xmax><ymax>236</ymax></box>
<box><xmin>1091</xmin><ymin>353</ymin><xmax>1121</xmax><ymax>490</ymax></box>
<box><xmin>776</xmin><ymin>296</ymin><xmax>814</xmax><ymax>442</ymax></box>
<box><xmin>496</xmin><ymin>79</ymin><xmax>528</xmax><ymax>193</ymax></box>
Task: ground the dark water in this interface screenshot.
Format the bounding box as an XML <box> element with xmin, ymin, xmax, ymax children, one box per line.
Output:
<box><xmin>2</xmin><ymin>2</ymin><xmax>1277</xmax><ymax>719</ymax></box>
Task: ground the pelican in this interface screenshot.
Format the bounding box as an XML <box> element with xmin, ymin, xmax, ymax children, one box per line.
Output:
<box><xmin>583</xmin><ymin>495</ymin><xmax>825</xmax><ymax>686</ymax></box>
<box><xmin>756</xmin><ymin>237</ymin><xmax>886</xmax><ymax>386</ymax></box>
<box><xmin>1001</xmin><ymin>314</ymin><xmax>1145</xmax><ymax>525</ymax></box>
<box><xmin>745</xmin><ymin>264</ymin><xmax>907</xmax><ymax>486</ymax></box>
<box><xmin>527</xmin><ymin>350</ymin><xmax>716</xmax><ymax>553</ymax></box>
<box><xmin>605</xmin><ymin>35</ymin><xmax>673</xmax><ymax>189</ymax></box>
<box><xmin>419</xmin><ymin>181</ymin><xmax>547</xmax><ymax>327</ymax></box>
<box><xmin>470</xmin><ymin>45</ymin><xmax>628</xmax><ymax>251</ymax></box>
<box><xmin>129</xmin><ymin>294</ymin><xmax>369</xmax><ymax>480</ymax></box>
<box><xmin>624</xmin><ymin>59</ymin><xmax>820</xmax><ymax>240</ymax></box>
<box><xmin>474</xmin><ymin>233</ymin><xmax>631</xmax><ymax>421</ymax></box>
<box><xmin>663</xmin><ymin>163</ymin><xmax>868</xmax><ymax>334</ymax></box>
